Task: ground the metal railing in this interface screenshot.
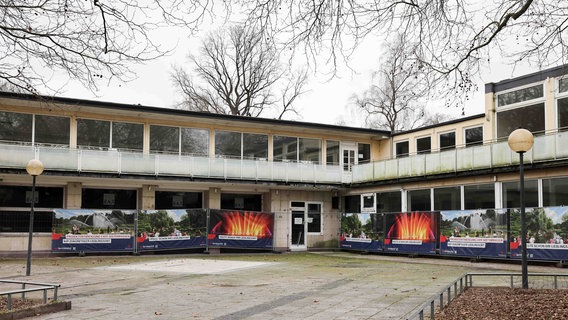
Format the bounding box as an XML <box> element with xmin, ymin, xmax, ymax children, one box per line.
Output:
<box><xmin>0</xmin><ymin>280</ymin><xmax>60</xmax><ymax>310</ymax></box>
<box><xmin>407</xmin><ymin>273</ymin><xmax>568</xmax><ymax>320</ymax></box>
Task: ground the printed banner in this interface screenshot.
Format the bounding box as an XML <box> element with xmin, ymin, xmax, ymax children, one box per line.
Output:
<box><xmin>439</xmin><ymin>209</ymin><xmax>508</xmax><ymax>258</ymax></box>
<box><xmin>208</xmin><ymin>210</ymin><xmax>274</xmax><ymax>249</ymax></box>
<box><xmin>340</xmin><ymin>213</ymin><xmax>383</xmax><ymax>252</ymax></box>
<box><xmin>510</xmin><ymin>206</ymin><xmax>568</xmax><ymax>261</ymax></box>
<box><xmin>383</xmin><ymin>212</ymin><xmax>438</xmax><ymax>254</ymax></box>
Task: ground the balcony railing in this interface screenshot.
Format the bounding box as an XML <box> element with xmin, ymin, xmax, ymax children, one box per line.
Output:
<box><xmin>1</xmin><ymin>130</ymin><xmax>568</xmax><ymax>185</ymax></box>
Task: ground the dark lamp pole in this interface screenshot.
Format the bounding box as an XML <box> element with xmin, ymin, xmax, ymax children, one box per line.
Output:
<box><xmin>25</xmin><ymin>158</ymin><xmax>44</xmax><ymax>276</ymax></box>
<box><xmin>507</xmin><ymin>128</ymin><xmax>534</xmax><ymax>289</ymax></box>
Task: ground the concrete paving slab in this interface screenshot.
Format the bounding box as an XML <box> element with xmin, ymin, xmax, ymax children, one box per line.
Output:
<box><xmin>96</xmin><ymin>258</ymin><xmax>276</xmax><ymax>274</ymax></box>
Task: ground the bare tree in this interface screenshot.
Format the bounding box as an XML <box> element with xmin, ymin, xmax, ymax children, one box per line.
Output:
<box><xmin>0</xmin><ymin>1</ymin><xmax>228</xmax><ymax>93</ymax></box>
<box><xmin>235</xmin><ymin>1</ymin><xmax>568</xmax><ymax>101</ymax></box>
<box><xmin>172</xmin><ymin>26</ymin><xmax>307</xmax><ymax>119</ymax></box>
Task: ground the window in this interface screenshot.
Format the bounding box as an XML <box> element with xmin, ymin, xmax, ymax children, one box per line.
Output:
<box><xmin>273</xmin><ymin>135</ymin><xmax>297</xmax><ymax>161</ymax></box>
<box><xmin>243</xmin><ymin>133</ymin><xmax>268</xmax><ymax>159</ymax></box>
<box><xmin>299</xmin><ymin>138</ymin><xmax>321</xmax><ymax>164</ymax></box>
<box><xmin>496</xmin><ymin>103</ymin><xmax>545</xmax><ymax>138</ymax></box>
<box><xmin>150</xmin><ymin>125</ymin><xmax>179</xmax><ymax>153</ymax></box>
<box><xmin>221</xmin><ymin>193</ymin><xmax>262</xmax><ymax>211</ymax></box>
<box><xmin>439</xmin><ymin>132</ymin><xmax>456</xmax><ymax>150</ymax></box>
<box><xmin>111</xmin><ymin>122</ymin><xmax>143</xmax><ymax>151</ymax></box>
<box><xmin>408</xmin><ymin>189</ymin><xmax>431</xmax><ymax>211</ymax></box>
<box><xmin>395</xmin><ymin>141</ymin><xmax>409</xmax><ymax>157</ymax></box>
<box><xmin>77</xmin><ymin>118</ymin><xmax>110</xmax><ymax>149</ymax></box>
<box><xmin>215</xmin><ymin>130</ymin><xmax>241</xmax><ymax>158</ymax></box>
<box><xmin>181</xmin><ymin>127</ymin><xmax>209</xmax><ymax>156</ymax></box>
<box><xmin>543</xmin><ymin>177</ymin><xmax>568</xmax><ymax>206</ymax></box>
<box><xmin>416</xmin><ymin>136</ymin><xmax>431</xmax><ymax>154</ymax></box>
<box><xmin>307</xmin><ymin>203</ymin><xmax>322</xmax><ymax>233</ymax></box>
<box><xmin>502</xmin><ymin>180</ymin><xmax>538</xmax><ymax>208</ymax></box>
<box><xmin>326</xmin><ymin>140</ymin><xmax>340</xmax><ymax>165</ymax></box>
<box><xmin>81</xmin><ymin>189</ymin><xmax>137</xmax><ymax>209</ymax></box>
<box><xmin>376</xmin><ymin>191</ymin><xmax>401</xmax><ymax>213</ymax></box>
<box><xmin>35</xmin><ymin>115</ymin><xmax>69</xmax><ymax>145</ymax></box>
<box><xmin>434</xmin><ymin>187</ymin><xmax>461</xmax><ymax>210</ymax></box>
<box><xmin>155</xmin><ymin>191</ymin><xmax>203</xmax><ymax>209</ymax></box>
<box><xmin>358</xmin><ymin>143</ymin><xmax>371</xmax><ymax>163</ymax></box>
<box><xmin>560</xmin><ymin>78</ymin><xmax>568</xmax><ymax>93</ymax></box>
<box><xmin>464</xmin><ymin>184</ymin><xmax>495</xmax><ymax>209</ymax></box>
<box><xmin>0</xmin><ymin>186</ymin><xmax>63</xmax><ymax>208</ymax></box>
<box><xmin>558</xmin><ymin>98</ymin><xmax>568</xmax><ymax>130</ymax></box>
<box><xmin>465</xmin><ymin>126</ymin><xmax>483</xmax><ymax>147</ymax></box>
<box><xmin>0</xmin><ymin>111</ymin><xmax>32</xmax><ymax>143</ymax></box>
<box><xmin>497</xmin><ymin>84</ymin><xmax>543</xmax><ymax>107</ymax></box>
<box><xmin>343</xmin><ymin>196</ymin><xmax>360</xmax><ymax>213</ymax></box>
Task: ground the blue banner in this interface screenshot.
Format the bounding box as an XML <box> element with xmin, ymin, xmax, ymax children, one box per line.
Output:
<box><xmin>340</xmin><ymin>213</ymin><xmax>383</xmax><ymax>252</ymax></box>
<box><xmin>207</xmin><ymin>210</ymin><xmax>274</xmax><ymax>249</ymax></box>
<box><xmin>383</xmin><ymin>212</ymin><xmax>438</xmax><ymax>255</ymax></box>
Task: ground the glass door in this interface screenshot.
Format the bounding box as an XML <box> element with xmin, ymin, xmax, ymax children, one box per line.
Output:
<box><xmin>341</xmin><ymin>142</ymin><xmax>357</xmax><ymax>182</ymax></box>
<box><xmin>290</xmin><ymin>210</ymin><xmax>306</xmax><ymax>250</ymax></box>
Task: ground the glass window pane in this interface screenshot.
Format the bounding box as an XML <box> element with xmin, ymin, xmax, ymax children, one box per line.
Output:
<box><xmin>307</xmin><ymin>203</ymin><xmax>322</xmax><ymax>233</ymax></box>
<box><xmin>543</xmin><ymin>177</ymin><xmax>568</xmax><ymax>206</ymax></box>
<box><xmin>0</xmin><ymin>185</ymin><xmax>63</xmax><ymax>208</ymax></box>
<box><xmin>377</xmin><ymin>191</ymin><xmax>401</xmax><ymax>213</ymax></box>
<box><xmin>0</xmin><ymin>111</ymin><xmax>32</xmax><ymax>143</ymax></box>
<box><xmin>77</xmin><ymin>118</ymin><xmax>110</xmax><ymax>149</ymax></box>
<box><xmin>34</xmin><ymin>115</ymin><xmax>70</xmax><ymax>145</ymax></box>
<box><xmin>560</xmin><ymin>78</ymin><xmax>568</xmax><ymax>93</ymax></box>
<box><xmin>326</xmin><ymin>140</ymin><xmax>340</xmax><ymax>165</ymax></box>
<box><xmin>358</xmin><ymin>143</ymin><xmax>371</xmax><ymax>163</ymax></box>
<box><xmin>181</xmin><ymin>127</ymin><xmax>209</xmax><ymax>156</ymax></box>
<box><xmin>434</xmin><ymin>187</ymin><xmax>461</xmax><ymax>210</ymax></box>
<box><xmin>408</xmin><ymin>189</ymin><xmax>431</xmax><ymax>211</ymax></box>
<box><xmin>496</xmin><ymin>103</ymin><xmax>545</xmax><ymax>138</ymax></box>
<box><xmin>439</xmin><ymin>132</ymin><xmax>456</xmax><ymax>150</ymax></box>
<box><xmin>395</xmin><ymin>141</ymin><xmax>409</xmax><ymax>157</ymax></box>
<box><xmin>464</xmin><ymin>184</ymin><xmax>495</xmax><ymax>209</ymax></box>
<box><xmin>81</xmin><ymin>188</ymin><xmax>137</xmax><ymax>209</ymax></box>
<box><xmin>299</xmin><ymin>138</ymin><xmax>321</xmax><ymax>164</ymax></box>
<box><xmin>220</xmin><ymin>193</ymin><xmax>262</xmax><ymax>211</ymax></box>
<box><xmin>502</xmin><ymin>180</ymin><xmax>538</xmax><ymax>208</ymax></box>
<box><xmin>243</xmin><ymin>133</ymin><xmax>268</xmax><ymax>159</ymax></box>
<box><xmin>273</xmin><ymin>136</ymin><xmax>297</xmax><ymax>161</ymax></box>
<box><xmin>558</xmin><ymin>98</ymin><xmax>568</xmax><ymax>130</ymax></box>
<box><xmin>150</xmin><ymin>125</ymin><xmax>179</xmax><ymax>153</ymax></box>
<box><xmin>417</xmin><ymin>137</ymin><xmax>431</xmax><ymax>154</ymax></box>
<box><xmin>465</xmin><ymin>126</ymin><xmax>483</xmax><ymax>147</ymax></box>
<box><xmin>112</xmin><ymin>122</ymin><xmax>143</xmax><ymax>151</ymax></box>
<box><xmin>497</xmin><ymin>84</ymin><xmax>543</xmax><ymax>107</ymax></box>
<box><xmin>215</xmin><ymin>130</ymin><xmax>241</xmax><ymax>158</ymax></box>
<box><xmin>155</xmin><ymin>191</ymin><xmax>203</xmax><ymax>209</ymax></box>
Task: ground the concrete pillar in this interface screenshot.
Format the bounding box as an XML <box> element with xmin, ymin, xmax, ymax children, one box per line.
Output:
<box><xmin>141</xmin><ymin>185</ymin><xmax>156</xmax><ymax>210</ymax></box>
<box><xmin>207</xmin><ymin>187</ymin><xmax>221</xmax><ymax>209</ymax></box>
<box><xmin>66</xmin><ymin>182</ymin><xmax>82</xmax><ymax>209</ymax></box>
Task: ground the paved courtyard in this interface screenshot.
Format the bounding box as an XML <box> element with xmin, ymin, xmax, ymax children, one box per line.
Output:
<box><xmin>1</xmin><ymin>252</ymin><xmax>566</xmax><ymax>319</ymax></box>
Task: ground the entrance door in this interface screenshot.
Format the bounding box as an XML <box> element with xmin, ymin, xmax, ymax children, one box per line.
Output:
<box><xmin>290</xmin><ymin>210</ymin><xmax>306</xmax><ymax>250</ymax></box>
<box><xmin>341</xmin><ymin>142</ymin><xmax>357</xmax><ymax>183</ymax></box>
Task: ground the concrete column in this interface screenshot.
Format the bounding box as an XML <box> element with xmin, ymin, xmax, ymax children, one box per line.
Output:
<box><xmin>66</xmin><ymin>182</ymin><xmax>82</xmax><ymax>209</ymax></box>
<box><xmin>207</xmin><ymin>187</ymin><xmax>221</xmax><ymax>209</ymax></box>
<box><xmin>141</xmin><ymin>185</ymin><xmax>156</xmax><ymax>210</ymax></box>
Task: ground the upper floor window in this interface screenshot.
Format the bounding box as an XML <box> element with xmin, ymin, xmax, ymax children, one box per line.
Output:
<box><xmin>416</xmin><ymin>136</ymin><xmax>431</xmax><ymax>154</ymax></box>
<box><xmin>150</xmin><ymin>125</ymin><xmax>179</xmax><ymax>153</ymax></box>
<box><xmin>559</xmin><ymin>78</ymin><xmax>568</xmax><ymax>93</ymax></box>
<box><xmin>34</xmin><ymin>115</ymin><xmax>70</xmax><ymax>146</ymax></box>
<box><xmin>395</xmin><ymin>141</ymin><xmax>409</xmax><ymax>158</ymax></box>
<box><xmin>273</xmin><ymin>136</ymin><xmax>321</xmax><ymax>164</ymax></box>
<box><xmin>464</xmin><ymin>126</ymin><xmax>483</xmax><ymax>147</ymax></box>
<box><xmin>77</xmin><ymin>118</ymin><xmax>110</xmax><ymax>149</ymax></box>
<box><xmin>326</xmin><ymin>140</ymin><xmax>340</xmax><ymax>165</ymax></box>
<box><xmin>181</xmin><ymin>127</ymin><xmax>209</xmax><ymax>156</ymax></box>
<box><xmin>358</xmin><ymin>143</ymin><xmax>371</xmax><ymax>164</ymax></box>
<box><xmin>0</xmin><ymin>111</ymin><xmax>32</xmax><ymax>143</ymax></box>
<box><xmin>496</xmin><ymin>103</ymin><xmax>545</xmax><ymax>138</ymax></box>
<box><xmin>215</xmin><ymin>131</ymin><xmax>268</xmax><ymax>160</ymax></box>
<box><xmin>111</xmin><ymin>122</ymin><xmax>143</xmax><ymax>151</ymax></box>
<box><xmin>439</xmin><ymin>131</ymin><xmax>456</xmax><ymax>150</ymax></box>
<box><xmin>497</xmin><ymin>84</ymin><xmax>543</xmax><ymax>107</ymax></box>
<box><xmin>215</xmin><ymin>130</ymin><xmax>241</xmax><ymax>158</ymax></box>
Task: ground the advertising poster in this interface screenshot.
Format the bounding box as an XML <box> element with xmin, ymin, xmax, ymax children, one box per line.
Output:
<box><xmin>510</xmin><ymin>206</ymin><xmax>568</xmax><ymax>261</ymax></box>
<box><xmin>439</xmin><ymin>209</ymin><xmax>508</xmax><ymax>258</ymax></box>
<box><xmin>52</xmin><ymin>209</ymin><xmax>136</xmax><ymax>253</ymax></box>
<box><xmin>137</xmin><ymin>209</ymin><xmax>207</xmax><ymax>251</ymax></box>
<box><xmin>384</xmin><ymin>211</ymin><xmax>438</xmax><ymax>254</ymax></box>
<box><xmin>208</xmin><ymin>210</ymin><xmax>274</xmax><ymax>249</ymax></box>
<box><xmin>340</xmin><ymin>213</ymin><xmax>383</xmax><ymax>252</ymax></box>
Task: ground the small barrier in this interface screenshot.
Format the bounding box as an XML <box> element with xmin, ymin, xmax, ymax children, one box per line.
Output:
<box><xmin>1</xmin><ymin>280</ymin><xmax>60</xmax><ymax>310</ymax></box>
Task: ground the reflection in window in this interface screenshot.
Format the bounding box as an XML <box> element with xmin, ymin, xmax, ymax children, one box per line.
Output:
<box><xmin>416</xmin><ymin>136</ymin><xmax>431</xmax><ymax>154</ymax></box>
<box><xmin>376</xmin><ymin>191</ymin><xmax>401</xmax><ymax>213</ymax></box>
<box><xmin>221</xmin><ymin>193</ymin><xmax>262</xmax><ymax>211</ymax></box>
<box><xmin>408</xmin><ymin>189</ymin><xmax>431</xmax><ymax>211</ymax></box>
<box><xmin>496</xmin><ymin>103</ymin><xmax>545</xmax><ymax>138</ymax></box>
<box><xmin>77</xmin><ymin>118</ymin><xmax>110</xmax><ymax>149</ymax></box>
<box><xmin>273</xmin><ymin>136</ymin><xmax>297</xmax><ymax>161</ymax></box>
<box><xmin>558</xmin><ymin>98</ymin><xmax>568</xmax><ymax>130</ymax></box>
<box><xmin>497</xmin><ymin>84</ymin><xmax>543</xmax><ymax>107</ymax></box>
<box><xmin>464</xmin><ymin>184</ymin><xmax>495</xmax><ymax>209</ymax></box>
<box><xmin>155</xmin><ymin>191</ymin><xmax>203</xmax><ymax>209</ymax></box>
<box><xmin>243</xmin><ymin>133</ymin><xmax>268</xmax><ymax>159</ymax></box>
<box><xmin>395</xmin><ymin>141</ymin><xmax>409</xmax><ymax>157</ymax></box>
<box><xmin>502</xmin><ymin>180</ymin><xmax>538</xmax><ymax>208</ymax></box>
<box><xmin>35</xmin><ymin>115</ymin><xmax>70</xmax><ymax>145</ymax></box>
<box><xmin>358</xmin><ymin>143</ymin><xmax>371</xmax><ymax>163</ymax></box>
<box><xmin>150</xmin><ymin>125</ymin><xmax>179</xmax><ymax>153</ymax></box>
<box><xmin>465</xmin><ymin>126</ymin><xmax>483</xmax><ymax>147</ymax></box>
<box><xmin>215</xmin><ymin>130</ymin><xmax>241</xmax><ymax>158</ymax></box>
<box><xmin>560</xmin><ymin>78</ymin><xmax>568</xmax><ymax>93</ymax></box>
<box><xmin>299</xmin><ymin>138</ymin><xmax>321</xmax><ymax>164</ymax></box>
<box><xmin>439</xmin><ymin>132</ymin><xmax>456</xmax><ymax>150</ymax></box>
<box><xmin>0</xmin><ymin>111</ymin><xmax>32</xmax><ymax>143</ymax></box>
<box><xmin>326</xmin><ymin>140</ymin><xmax>340</xmax><ymax>165</ymax></box>
<box><xmin>181</xmin><ymin>127</ymin><xmax>209</xmax><ymax>156</ymax></box>
<box><xmin>543</xmin><ymin>177</ymin><xmax>568</xmax><ymax>206</ymax></box>
<box><xmin>112</xmin><ymin>122</ymin><xmax>143</xmax><ymax>151</ymax></box>
<box><xmin>434</xmin><ymin>187</ymin><xmax>461</xmax><ymax>210</ymax></box>
<box><xmin>307</xmin><ymin>203</ymin><xmax>322</xmax><ymax>233</ymax></box>
<box><xmin>81</xmin><ymin>188</ymin><xmax>137</xmax><ymax>209</ymax></box>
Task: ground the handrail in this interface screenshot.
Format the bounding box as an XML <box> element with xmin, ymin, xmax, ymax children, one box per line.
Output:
<box><xmin>0</xmin><ymin>280</ymin><xmax>60</xmax><ymax>310</ymax></box>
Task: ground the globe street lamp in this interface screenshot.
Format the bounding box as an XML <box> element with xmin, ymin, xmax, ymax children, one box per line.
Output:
<box><xmin>507</xmin><ymin>128</ymin><xmax>534</xmax><ymax>289</ymax></box>
<box><xmin>25</xmin><ymin>158</ymin><xmax>44</xmax><ymax>276</ymax></box>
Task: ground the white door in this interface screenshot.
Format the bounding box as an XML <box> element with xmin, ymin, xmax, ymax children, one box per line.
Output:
<box><xmin>341</xmin><ymin>142</ymin><xmax>357</xmax><ymax>183</ymax></box>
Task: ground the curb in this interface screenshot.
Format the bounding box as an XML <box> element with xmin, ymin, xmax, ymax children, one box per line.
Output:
<box><xmin>0</xmin><ymin>301</ymin><xmax>71</xmax><ymax>320</ymax></box>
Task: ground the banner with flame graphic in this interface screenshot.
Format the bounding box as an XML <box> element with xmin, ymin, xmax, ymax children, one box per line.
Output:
<box><xmin>384</xmin><ymin>212</ymin><xmax>439</xmax><ymax>254</ymax></box>
<box><xmin>208</xmin><ymin>210</ymin><xmax>274</xmax><ymax>249</ymax></box>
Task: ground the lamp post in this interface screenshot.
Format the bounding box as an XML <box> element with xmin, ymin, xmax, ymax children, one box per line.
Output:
<box><xmin>25</xmin><ymin>158</ymin><xmax>44</xmax><ymax>276</ymax></box>
<box><xmin>507</xmin><ymin>128</ymin><xmax>534</xmax><ymax>289</ymax></box>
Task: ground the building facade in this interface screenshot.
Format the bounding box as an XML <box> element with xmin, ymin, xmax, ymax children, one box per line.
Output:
<box><xmin>1</xmin><ymin>65</ymin><xmax>568</xmax><ymax>255</ymax></box>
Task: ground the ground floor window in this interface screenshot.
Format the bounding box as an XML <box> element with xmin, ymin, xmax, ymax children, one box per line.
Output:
<box><xmin>434</xmin><ymin>187</ymin><xmax>461</xmax><ymax>210</ymax></box>
<box><xmin>376</xmin><ymin>192</ymin><xmax>401</xmax><ymax>213</ymax></box>
<box><xmin>502</xmin><ymin>180</ymin><xmax>538</xmax><ymax>208</ymax></box>
<box><xmin>464</xmin><ymin>184</ymin><xmax>495</xmax><ymax>210</ymax></box>
<box><xmin>543</xmin><ymin>177</ymin><xmax>568</xmax><ymax>206</ymax></box>
<box><xmin>408</xmin><ymin>189</ymin><xmax>431</xmax><ymax>211</ymax></box>
<box><xmin>155</xmin><ymin>191</ymin><xmax>203</xmax><ymax>209</ymax></box>
<box><xmin>81</xmin><ymin>189</ymin><xmax>137</xmax><ymax>209</ymax></box>
<box><xmin>0</xmin><ymin>210</ymin><xmax>53</xmax><ymax>232</ymax></box>
<box><xmin>221</xmin><ymin>193</ymin><xmax>262</xmax><ymax>211</ymax></box>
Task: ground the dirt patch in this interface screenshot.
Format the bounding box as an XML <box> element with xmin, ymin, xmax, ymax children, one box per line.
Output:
<box><xmin>0</xmin><ymin>297</ymin><xmax>42</xmax><ymax>312</ymax></box>
<box><xmin>436</xmin><ymin>287</ymin><xmax>568</xmax><ymax>320</ymax></box>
